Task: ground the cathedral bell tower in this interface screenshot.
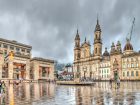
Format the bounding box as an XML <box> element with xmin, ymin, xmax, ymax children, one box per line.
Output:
<box><xmin>93</xmin><ymin>18</ymin><xmax>102</xmax><ymax>58</ymax></box>
<box><xmin>74</xmin><ymin>29</ymin><xmax>80</xmax><ymax>61</ymax></box>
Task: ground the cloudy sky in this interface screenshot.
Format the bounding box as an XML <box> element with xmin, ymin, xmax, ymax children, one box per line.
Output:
<box><xmin>0</xmin><ymin>0</ymin><xmax>140</xmax><ymax>63</ymax></box>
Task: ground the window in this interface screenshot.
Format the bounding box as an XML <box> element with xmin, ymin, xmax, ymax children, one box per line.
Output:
<box><xmin>131</xmin><ymin>71</ymin><xmax>134</xmax><ymax>76</ymax></box>
<box><xmin>131</xmin><ymin>58</ymin><xmax>133</xmax><ymax>62</ymax></box>
<box><xmin>131</xmin><ymin>63</ymin><xmax>134</xmax><ymax>68</ymax></box>
<box><xmin>136</xmin><ymin>71</ymin><xmax>139</xmax><ymax>76</ymax></box>
<box><xmin>22</xmin><ymin>49</ymin><xmax>25</xmax><ymax>52</ymax></box>
<box><xmin>10</xmin><ymin>45</ymin><xmax>14</xmax><ymax>50</ymax></box>
<box><xmin>42</xmin><ymin>67</ymin><xmax>46</xmax><ymax>77</ymax></box>
<box><xmin>123</xmin><ymin>72</ymin><xmax>125</xmax><ymax>77</ymax></box>
<box><xmin>123</xmin><ymin>64</ymin><xmax>125</xmax><ymax>68</ymax></box>
<box><xmin>96</xmin><ymin>34</ymin><xmax>97</xmax><ymax>39</ymax></box>
<box><xmin>104</xmin><ymin>69</ymin><xmax>106</xmax><ymax>73</ymax></box>
<box><xmin>127</xmin><ymin>71</ymin><xmax>129</xmax><ymax>77</ymax></box>
<box><xmin>78</xmin><ymin>52</ymin><xmax>80</xmax><ymax>58</ymax></box>
<box><xmin>3</xmin><ymin>44</ymin><xmax>8</xmax><ymax>48</ymax></box>
<box><xmin>136</xmin><ymin>63</ymin><xmax>138</xmax><ymax>68</ymax></box>
<box><xmin>95</xmin><ymin>48</ymin><xmax>97</xmax><ymax>54</ymax></box>
<box><xmin>27</xmin><ymin>49</ymin><xmax>30</xmax><ymax>53</ymax></box>
<box><xmin>16</xmin><ymin>47</ymin><xmax>20</xmax><ymax>52</ymax></box>
<box><xmin>127</xmin><ymin>64</ymin><xmax>129</xmax><ymax>68</ymax></box>
<box><xmin>4</xmin><ymin>50</ymin><xmax>7</xmax><ymax>56</ymax></box>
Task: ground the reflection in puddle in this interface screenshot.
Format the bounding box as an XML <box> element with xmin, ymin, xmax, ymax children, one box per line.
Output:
<box><xmin>0</xmin><ymin>82</ymin><xmax>140</xmax><ymax>105</ymax></box>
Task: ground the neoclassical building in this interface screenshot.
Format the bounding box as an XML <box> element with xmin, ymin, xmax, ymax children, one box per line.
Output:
<box><xmin>73</xmin><ymin>19</ymin><xmax>140</xmax><ymax>80</ymax></box>
<box><xmin>0</xmin><ymin>38</ymin><xmax>54</xmax><ymax>81</ymax></box>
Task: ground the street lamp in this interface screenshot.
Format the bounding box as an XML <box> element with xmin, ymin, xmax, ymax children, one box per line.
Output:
<box><xmin>90</xmin><ymin>71</ymin><xmax>92</xmax><ymax>79</ymax></box>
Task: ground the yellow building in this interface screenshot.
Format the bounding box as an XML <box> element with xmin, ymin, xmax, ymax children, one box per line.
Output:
<box><xmin>0</xmin><ymin>38</ymin><xmax>55</xmax><ymax>81</ymax></box>
<box><xmin>73</xmin><ymin>18</ymin><xmax>140</xmax><ymax>81</ymax></box>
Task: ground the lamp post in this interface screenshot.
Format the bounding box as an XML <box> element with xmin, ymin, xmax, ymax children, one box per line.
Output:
<box><xmin>90</xmin><ymin>71</ymin><xmax>92</xmax><ymax>79</ymax></box>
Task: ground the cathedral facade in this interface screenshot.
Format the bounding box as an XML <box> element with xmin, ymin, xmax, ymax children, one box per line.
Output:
<box><xmin>73</xmin><ymin>19</ymin><xmax>140</xmax><ymax>81</ymax></box>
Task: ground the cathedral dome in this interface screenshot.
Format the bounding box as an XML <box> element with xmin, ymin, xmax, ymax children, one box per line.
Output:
<box><xmin>103</xmin><ymin>47</ymin><xmax>110</xmax><ymax>56</ymax></box>
<box><xmin>123</xmin><ymin>39</ymin><xmax>133</xmax><ymax>51</ymax></box>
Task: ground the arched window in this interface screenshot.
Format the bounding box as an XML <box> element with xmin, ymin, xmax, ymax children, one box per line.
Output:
<box><xmin>78</xmin><ymin>52</ymin><xmax>80</xmax><ymax>58</ymax></box>
<box><xmin>127</xmin><ymin>71</ymin><xmax>129</xmax><ymax>77</ymax></box>
<box><xmin>42</xmin><ymin>67</ymin><xmax>46</xmax><ymax>77</ymax></box>
<box><xmin>123</xmin><ymin>72</ymin><xmax>125</xmax><ymax>77</ymax></box>
<box><xmin>131</xmin><ymin>71</ymin><xmax>134</xmax><ymax>76</ymax></box>
<box><xmin>136</xmin><ymin>71</ymin><xmax>139</xmax><ymax>76</ymax></box>
<box><xmin>123</xmin><ymin>64</ymin><xmax>125</xmax><ymax>68</ymax></box>
<box><xmin>127</xmin><ymin>64</ymin><xmax>129</xmax><ymax>68</ymax></box>
<box><xmin>136</xmin><ymin>63</ymin><xmax>138</xmax><ymax>68</ymax></box>
<box><xmin>96</xmin><ymin>34</ymin><xmax>97</xmax><ymax>39</ymax></box>
<box><xmin>131</xmin><ymin>63</ymin><xmax>134</xmax><ymax>68</ymax></box>
<box><xmin>95</xmin><ymin>48</ymin><xmax>97</xmax><ymax>54</ymax></box>
<box><xmin>84</xmin><ymin>49</ymin><xmax>87</xmax><ymax>57</ymax></box>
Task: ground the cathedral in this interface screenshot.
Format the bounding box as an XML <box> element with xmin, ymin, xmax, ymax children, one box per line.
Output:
<box><xmin>73</xmin><ymin>18</ymin><xmax>140</xmax><ymax>81</ymax></box>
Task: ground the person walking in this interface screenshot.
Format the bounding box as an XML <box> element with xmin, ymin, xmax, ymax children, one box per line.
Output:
<box><xmin>109</xmin><ymin>78</ymin><xmax>112</xmax><ymax>88</ymax></box>
<box><xmin>0</xmin><ymin>81</ymin><xmax>2</xmax><ymax>94</ymax></box>
<box><xmin>2</xmin><ymin>81</ymin><xmax>6</xmax><ymax>93</ymax></box>
<box><xmin>117</xmin><ymin>77</ymin><xmax>120</xmax><ymax>88</ymax></box>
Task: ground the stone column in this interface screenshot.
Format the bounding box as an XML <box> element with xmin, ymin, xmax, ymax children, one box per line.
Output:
<box><xmin>9</xmin><ymin>84</ymin><xmax>14</xmax><ymax>104</ymax></box>
<box><xmin>34</xmin><ymin>62</ymin><xmax>39</xmax><ymax>80</ymax></box>
<box><xmin>0</xmin><ymin>59</ymin><xmax>3</xmax><ymax>79</ymax></box>
<box><xmin>25</xmin><ymin>83</ymin><xmax>30</xmax><ymax>99</ymax></box>
<box><xmin>34</xmin><ymin>83</ymin><xmax>39</xmax><ymax>99</ymax></box>
<box><xmin>26</xmin><ymin>60</ymin><xmax>30</xmax><ymax>80</ymax></box>
<box><xmin>49</xmin><ymin>65</ymin><xmax>54</xmax><ymax>80</ymax></box>
<box><xmin>8</xmin><ymin>61</ymin><xmax>13</xmax><ymax>79</ymax></box>
<box><xmin>0</xmin><ymin>51</ymin><xmax>4</xmax><ymax>79</ymax></box>
<box><xmin>0</xmin><ymin>63</ymin><xmax>2</xmax><ymax>79</ymax></box>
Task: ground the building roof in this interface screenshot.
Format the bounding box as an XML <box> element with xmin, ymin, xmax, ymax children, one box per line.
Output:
<box><xmin>103</xmin><ymin>47</ymin><xmax>110</xmax><ymax>56</ymax></box>
<box><xmin>95</xmin><ymin>18</ymin><xmax>101</xmax><ymax>32</ymax></box>
<box><xmin>123</xmin><ymin>39</ymin><xmax>133</xmax><ymax>51</ymax></box>
<box><xmin>122</xmin><ymin>52</ymin><xmax>140</xmax><ymax>58</ymax></box>
<box><xmin>0</xmin><ymin>38</ymin><xmax>32</xmax><ymax>49</ymax></box>
<box><xmin>65</xmin><ymin>63</ymin><xmax>72</xmax><ymax>67</ymax></box>
<box><xmin>75</xmin><ymin>29</ymin><xmax>80</xmax><ymax>40</ymax></box>
<box><xmin>31</xmin><ymin>57</ymin><xmax>54</xmax><ymax>63</ymax></box>
<box><xmin>81</xmin><ymin>38</ymin><xmax>91</xmax><ymax>47</ymax></box>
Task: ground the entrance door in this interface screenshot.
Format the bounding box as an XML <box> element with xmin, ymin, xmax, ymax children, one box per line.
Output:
<box><xmin>21</xmin><ymin>71</ymin><xmax>25</xmax><ymax>79</ymax></box>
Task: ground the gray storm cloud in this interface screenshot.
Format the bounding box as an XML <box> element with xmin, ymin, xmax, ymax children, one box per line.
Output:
<box><xmin>0</xmin><ymin>0</ymin><xmax>139</xmax><ymax>63</ymax></box>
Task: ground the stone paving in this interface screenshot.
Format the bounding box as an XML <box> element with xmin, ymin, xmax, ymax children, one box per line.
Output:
<box><xmin>0</xmin><ymin>82</ymin><xmax>140</xmax><ymax>105</ymax></box>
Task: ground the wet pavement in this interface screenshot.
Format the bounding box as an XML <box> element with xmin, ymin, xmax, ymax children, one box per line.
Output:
<box><xmin>0</xmin><ymin>82</ymin><xmax>140</xmax><ymax>105</ymax></box>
